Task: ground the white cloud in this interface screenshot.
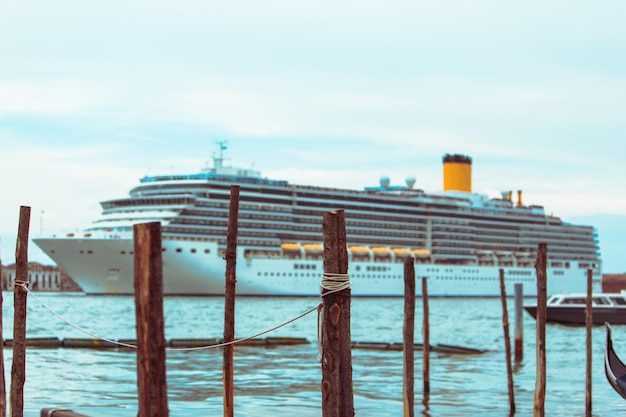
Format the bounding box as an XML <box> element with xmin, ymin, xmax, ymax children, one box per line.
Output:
<box><xmin>0</xmin><ymin>79</ymin><xmax>119</xmax><ymax>114</ymax></box>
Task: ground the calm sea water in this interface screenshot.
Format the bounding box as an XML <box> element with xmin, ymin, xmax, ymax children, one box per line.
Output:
<box><xmin>1</xmin><ymin>292</ymin><xmax>626</xmax><ymax>416</ymax></box>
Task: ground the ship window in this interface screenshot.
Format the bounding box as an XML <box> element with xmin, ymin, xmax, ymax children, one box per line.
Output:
<box><xmin>176</xmin><ymin>248</ymin><xmax>182</xmax><ymax>253</ymax></box>
<box><xmin>563</xmin><ymin>298</ymin><xmax>585</xmax><ymax>305</ymax></box>
<box><xmin>88</xmin><ymin>250</ymin><xmax>93</xmax><ymax>254</ymax></box>
<box><xmin>204</xmin><ymin>249</ymin><xmax>210</xmax><ymax>254</ymax></box>
<box><xmin>191</xmin><ymin>249</ymin><xmax>197</xmax><ymax>253</ymax></box>
<box><xmin>121</xmin><ymin>251</ymin><xmax>126</xmax><ymax>255</ymax></box>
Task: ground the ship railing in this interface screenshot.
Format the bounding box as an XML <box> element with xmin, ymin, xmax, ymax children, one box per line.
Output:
<box><xmin>44</xmin><ymin>229</ymin><xmax>133</xmax><ymax>240</ymax></box>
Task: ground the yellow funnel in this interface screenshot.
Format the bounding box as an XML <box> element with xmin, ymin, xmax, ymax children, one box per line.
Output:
<box><xmin>443</xmin><ymin>154</ymin><xmax>472</xmax><ymax>192</ymax></box>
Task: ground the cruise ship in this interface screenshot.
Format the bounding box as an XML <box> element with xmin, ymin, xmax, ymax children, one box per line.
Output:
<box><xmin>34</xmin><ymin>145</ymin><xmax>602</xmax><ymax>296</ymax></box>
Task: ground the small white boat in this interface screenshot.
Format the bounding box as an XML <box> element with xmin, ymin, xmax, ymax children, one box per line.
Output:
<box><xmin>525</xmin><ymin>292</ymin><xmax>626</xmax><ymax>325</ymax></box>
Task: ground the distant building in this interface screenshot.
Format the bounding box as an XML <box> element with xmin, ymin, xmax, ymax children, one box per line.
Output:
<box><xmin>602</xmin><ymin>274</ymin><xmax>626</xmax><ymax>293</ymax></box>
<box><xmin>1</xmin><ymin>262</ymin><xmax>83</xmax><ymax>292</ymax></box>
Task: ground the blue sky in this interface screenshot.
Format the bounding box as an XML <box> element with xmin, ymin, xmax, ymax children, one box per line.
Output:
<box><xmin>1</xmin><ymin>1</ymin><xmax>625</xmax><ymax>273</ymax></box>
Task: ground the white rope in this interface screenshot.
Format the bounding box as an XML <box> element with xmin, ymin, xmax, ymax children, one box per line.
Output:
<box><xmin>18</xmin><ymin>282</ymin><xmax>320</xmax><ymax>351</ymax></box>
<box><xmin>173</xmin><ymin>304</ymin><xmax>321</xmax><ymax>351</ymax></box>
<box><xmin>19</xmin><ymin>283</ymin><xmax>137</xmax><ymax>349</ymax></box>
<box><xmin>320</xmin><ymin>272</ymin><xmax>351</xmax><ymax>295</ymax></box>
<box><xmin>317</xmin><ymin>272</ymin><xmax>351</xmax><ymax>362</ymax></box>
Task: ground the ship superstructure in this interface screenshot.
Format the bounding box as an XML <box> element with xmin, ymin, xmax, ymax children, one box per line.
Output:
<box><xmin>34</xmin><ymin>145</ymin><xmax>602</xmax><ymax>296</ymax></box>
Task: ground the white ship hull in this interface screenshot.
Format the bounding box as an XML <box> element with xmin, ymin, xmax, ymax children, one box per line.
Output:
<box><xmin>35</xmin><ymin>237</ymin><xmax>597</xmax><ymax>297</ymax></box>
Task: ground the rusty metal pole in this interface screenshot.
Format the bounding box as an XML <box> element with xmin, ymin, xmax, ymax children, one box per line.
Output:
<box><xmin>585</xmin><ymin>268</ymin><xmax>593</xmax><ymax>417</ymax></box>
<box><xmin>223</xmin><ymin>186</ymin><xmax>240</xmax><ymax>417</ymax></box>
<box><xmin>499</xmin><ymin>269</ymin><xmax>515</xmax><ymax>414</ymax></box>
<box><xmin>134</xmin><ymin>222</ymin><xmax>168</xmax><ymax>417</ymax></box>
<box><xmin>514</xmin><ymin>283</ymin><xmax>524</xmax><ymax>363</ymax></box>
<box><xmin>320</xmin><ymin>209</ymin><xmax>354</xmax><ymax>417</ymax></box>
<box><xmin>534</xmin><ymin>243</ymin><xmax>547</xmax><ymax>417</ymax></box>
<box><xmin>402</xmin><ymin>258</ymin><xmax>415</xmax><ymax>417</ymax></box>
<box><xmin>10</xmin><ymin>206</ymin><xmax>30</xmax><ymax>417</ymax></box>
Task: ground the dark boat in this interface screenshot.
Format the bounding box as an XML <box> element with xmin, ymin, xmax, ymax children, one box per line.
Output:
<box><xmin>524</xmin><ymin>292</ymin><xmax>626</xmax><ymax>325</ymax></box>
<box><xmin>605</xmin><ymin>323</ymin><xmax>626</xmax><ymax>399</ymax></box>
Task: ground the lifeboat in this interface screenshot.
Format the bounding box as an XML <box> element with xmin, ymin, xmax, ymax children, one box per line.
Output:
<box><xmin>280</xmin><ymin>243</ymin><xmax>301</xmax><ymax>251</ymax></box>
<box><xmin>371</xmin><ymin>247</ymin><xmax>391</xmax><ymax>256</ymax></box>
<box><xmin>349</xmin><ymin>246</ymin><xmax>370</xmax><ymax>253</ymax></box>
<box><xmin>302</xmin><ymin>243</ymin><xmax>323</xmax><ymax>252</ymax></box>
<box><xmin>392</xmin><ymin>248</ymin><xmax>411</xmax><ymax>256</ymax></box>
<box><xmin>412</xmin><ymin>249</ymin><xmax>430</xmax><ymax>257</ymax></box>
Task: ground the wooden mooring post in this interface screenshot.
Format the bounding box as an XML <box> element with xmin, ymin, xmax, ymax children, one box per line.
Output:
<box><xmin>402</xmin><ymin>258</ymin><xmax>415</xmax><ymax>417</ymax></box>
<box><xmin>534</xmin><ymin>243</ymin><xmax>547</xmax><ymax>417</ymax></box>
<box><xmin>134</xmin><ymin>222</ymin><xmax>168</xmax><ymax>417</ymax></box>
<box><xmin>585</xmin><ymin>268</ymin><xmax>593</xmax><ymax>417</ymax></box>
<box><xmin>10</xmin><ymin>206</ymin><xmax>30</xmax><ymax>417</ymax></box>
<box><xmin>422</xmin><ymin>277</ymin><xmax>430</xmax><ymax>397</ymax></box>
<box><xmin>514</xmin><ymin>283</ymin><xmax>523</xmax><ymax>363</ymax></box>
<box><xmin>499</xmin><ymin>269</ymin><xmax>515</xmax><ymax>414</ymax></box>
<box><xmin>320</xmin><ymin>209</ymin><xmax>354</xmax><ymax>417</ymax></box>
<box><xmin>0</xmin><ymin>238</ymin><xmax>6</xmax><ymax>417</ymax></box>
<box><xmin>223</xmin><ymin>186</ymin><xmax>240</xmax><ymax>417</ymax></box>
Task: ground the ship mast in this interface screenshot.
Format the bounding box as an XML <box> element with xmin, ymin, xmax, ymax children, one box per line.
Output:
<box><xmin>214</xmin><ymin>140</ymin><xmax>228</xmax><ymax>170</ymax></box>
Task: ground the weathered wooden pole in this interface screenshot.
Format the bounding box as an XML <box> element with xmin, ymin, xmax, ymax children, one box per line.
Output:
<box><xmin>10</xmin><ymin>206</ymin><xmax>30</xmax><ymax>417</ymax></box>
<box><xmin>223</xmin><ymin>186</ymin><xmax>240</xmax><ymax>417</ymax></box>
<box><xmin>320</xmin><ymin>209</ymin><xmax>354</xmax><ymax>417</ymax></box>
<box><xmin>422</xmin><ymin>277</ymin><xmax>430</xmax><ymax>397</ymax></box>
<box><xmin>514</xmin><ymin>283</ymin><xmax>524</xmax><ymax>363</ymax></box>
<box><xmin>402</xmin><ymin>258</ymin><xmax>415</xmax><ymax>417</ymax></box>
<box><xmin>134</xmin><ymin>222</ymin><xmax>168</xmax><ymax>417</ymax></box>
<box><xmin>499</xmin><ymin>269</ymin><xmax>515</xmax><ymax>414</ymax></box>
<box><xmin>585</xmin><ymin>268</ymin><xmax>593</xmax><ymax>417</ymax></box>
<box><xmin>0</xmin><ymin>238</ymin><xmax>6</xmax><ymax>417</ymax></box>
<box><xmin>534</xmin><ymin>243</ymin><xmax>547</xmax><ymax>417</ymax></box>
